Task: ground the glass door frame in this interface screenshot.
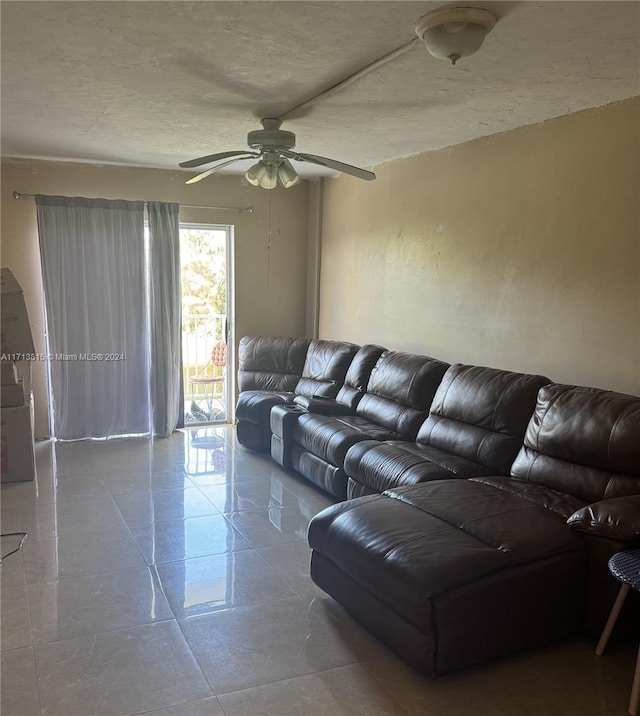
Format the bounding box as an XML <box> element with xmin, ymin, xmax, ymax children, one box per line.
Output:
<box><xmin>180</xmin><ymin>222</ymin><xmax>235</xmax><ymax>424</ymax></box>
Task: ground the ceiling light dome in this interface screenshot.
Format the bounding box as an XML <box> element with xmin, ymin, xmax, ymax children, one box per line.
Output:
<box><xmin>415</xmin><ymin>7</ymin><xmax>497</xmax><ymax>65</ymax></box>
<box><xmin>278</xmin><ymin>158</ymin><xmax>300</xmax><ymax>188</ymax></box>
<box><xmin>244</xmin><ymin>152</ymin><xmax>300</xmax><ymax>190</ymax></box>
<box><xmin>245</xmin><ymin>161</ymin><xmax>278</xmax><ymax>190</ymax></box>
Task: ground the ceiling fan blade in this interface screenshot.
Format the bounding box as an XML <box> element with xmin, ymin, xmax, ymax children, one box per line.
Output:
<box><xmin>286</xmin><ymin>151</ymin><xmax>376</xmax><ymax>181</ymax></box>
<box><xmin>179</xmin><ymin>150</ymin><xmax>256</xmax><ymax>169</ymax></box>
<box><xmin>185</xmin><ymin>155</ymin><xmax>257</xmax><ymax>185</ymax></box>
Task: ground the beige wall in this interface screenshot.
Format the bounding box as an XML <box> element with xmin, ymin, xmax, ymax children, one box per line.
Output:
<box><xmin>1</xmin><ymin>159</ymin><xmax>310</xmax><ymax>437</ymax></box>
<box><xmin>320</xmin><ymin>98</ymin><xmax>640</xmax><ymax>396</ymax></box>
<box><xmin>3</xmin><ymin>99</ymin><xmax>638</xmax><ymax>438</ymax></box>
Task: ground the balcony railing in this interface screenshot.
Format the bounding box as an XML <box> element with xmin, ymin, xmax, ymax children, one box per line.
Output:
<box><xmin>182</xmin><ymin>313</ymin><xmax>227</xmax><ymax>424</ymax></box>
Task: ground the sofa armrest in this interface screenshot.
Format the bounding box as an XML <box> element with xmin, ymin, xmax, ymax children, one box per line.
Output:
<box><xmin>293</xmin><ymin>395</ymin><xmax>354</xmax><ymax>415</ymax></box>
<box><xmin>567</xmin><ymin>495</ymin><xmax>640</xmax><ymax>542</ymax></box>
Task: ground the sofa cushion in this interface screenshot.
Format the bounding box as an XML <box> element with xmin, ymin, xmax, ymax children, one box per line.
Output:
<box><xmin>235</xmin><ymin>390</ymin><xmax>295</xmax><ymax>423</ymax></box>
<box><xmin>416</xmin><ymin>364</ymin><xmax>550</xmax><ymax>475</ymax></box>
<box><xmin>344</xmin><ymin>440</ymin><xmax>494</xmax><ymax>495</ymax></box>
<box><xmin>334</xmin><ymin>344</ymin><xmax>386</xmax><ymax>409</ymax></box>
<box><xmin>510</xmin><ymin>384</ymin><xmax>640</xmax><ymax>503</ymax></box>
<box><xmin>328</xmin><ymin>415</ymin><xmax>404</xmax><ymax>441</ymax></box>
<box><xmin>238</xmin><ymin>336</ymin><xmax>310</xmax><ymax>392</ymax></box>
<box><xmin>294</xmin><ymin>340</ymin><xmax>360</xmax><ymax>398</ymax></box>
<box><xmin>355</xmin><ymin>351</ymin><xmax>449</xmax><ymax>439</ymax></box>
<box><xmin>470</xmin><ymin>476</ymin><xmax>587</xmax><ymax>519</ymax></box>
<box><xmin>294</xmin><ymin>414</ymin><xmax>397</xmax><ymax>467</ymax></box>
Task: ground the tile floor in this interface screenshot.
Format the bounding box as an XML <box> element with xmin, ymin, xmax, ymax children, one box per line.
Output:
<box><xmin>0</xmin><ymin>426</ymin><xmax>635</xmax><ymax>716</ymax></box>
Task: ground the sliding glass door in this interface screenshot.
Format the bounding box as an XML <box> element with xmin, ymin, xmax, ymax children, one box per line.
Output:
<box><xmin>180</xmin><ymin>224</ymin><xmax>234</xmax><ymax>425</ymax></box>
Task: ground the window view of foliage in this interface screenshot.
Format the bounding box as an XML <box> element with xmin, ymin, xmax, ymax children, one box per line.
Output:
<box><xmin>180</xmin><ymin>228</ymin><xmax>226</xmax><ymax>337</ymax></box>
<box><xmin>180</xmin><ymin>227</ymin><xmax>228</xmax><ymax>423</ymax></box>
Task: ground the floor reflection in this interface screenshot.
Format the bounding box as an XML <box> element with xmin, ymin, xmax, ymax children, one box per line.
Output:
<box><xmin>3</xmin><ymin>426</ymin><xmax>631</xmax><ymax>716</ymax></box>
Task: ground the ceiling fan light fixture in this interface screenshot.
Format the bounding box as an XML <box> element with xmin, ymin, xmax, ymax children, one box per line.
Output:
<box><xmin>182</xmin><ymin>120</ymin><xmax>375</xmax><ymax>187</ymax></box>
<box><xmin>415</xmin><ymin>7</ymin><xmax>497</xmax><ymax>65</ymax></box>
<box><xmin>245</xmin><ymin>160</ymin><xmax>278</xmax><ymax>190</ymax></box>
<box><xmin>244</xmin><ymin>162</ymin><xmax>261</xmax><ymax>187</ymax></box>
<box><xmin>278</xmin><ymin>158</ymin><xmax>300</xmax><ymax>188</ymax></box>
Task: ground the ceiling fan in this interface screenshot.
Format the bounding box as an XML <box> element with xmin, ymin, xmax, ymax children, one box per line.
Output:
<box><xmin>179</xmin><ymin>118</ymin><xmax>376</xmax><ymax>189</ymax></box>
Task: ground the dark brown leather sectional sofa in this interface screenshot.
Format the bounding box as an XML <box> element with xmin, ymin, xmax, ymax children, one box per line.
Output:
<box><xmin>235</xmin><ymin>335</ymin><xmax>640</xmax><ymax>676</ymax></box>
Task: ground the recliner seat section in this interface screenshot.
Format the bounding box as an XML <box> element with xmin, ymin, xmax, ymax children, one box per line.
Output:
<box><xmin>344</xmin><ymin>364</ymin><xmax>550</xmax><ymax>498</ymax></box>
<box><xmin>236</xmin><ymin>336</ymin><xmax>311</xmax><ymax>451</ymax></box>
<box><xmin>290</xmin><ymin>351</ymin><xmax>450</xmax><ymax>498</ymax></box>
<box><xmin>236</xmin><ymin>337</ymin><xmax>359</xmax><ymax>451</ymax></box>
<box><xmin>237</xmin><ymin>336</ymin><xmax>312</xmax><ymax>393</ymax></box>
<box><xmin>293</xmin><ymin>344</ymin><xmax>386</xmax><ymax>414</ymax></box>
<box><xmin>293</xmin><ymin>339</ymin><xmax>361</xmax><ymax>398</ymax></box>
<box><xmin>308</xmin><ymin>384</ymin><xmax>640</xmax><ymax>675</ymax></box>
<box><xmin>506</xmin><ymin>383</ymin><xmax>640</xmax><ymax>631</ymax></box>
<box><xmin>270</xmin><ymin>344</ymin><xmax>386</xmax><ymax>469</ymax></box>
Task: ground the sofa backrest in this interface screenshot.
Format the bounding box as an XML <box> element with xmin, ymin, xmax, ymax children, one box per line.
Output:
<box><xmin>335</xmin><ymin>344</ymin><xmax>387</xmax><ymax>409</ymax></box>
<box><xmin>416</xmin><ymin>364</ymin><xmax>551</xmax><ymax>474</ymax></box>
<box><xmin>237</xmin><ymin>336</ymin><xmax>311</xmax><ymax>392</ymax></box>
<box><xmin>510</xmin><ymin>384</ymin><xmax>640</xmax><ymax>502</ymax></box>
<box><xmin>295</xmin><ymin>339</ymin><xmax>360</xmax><ymax>399</ymax></box>
<box><xmin>356</xmin><ymin>351</ymin><xmax>449</xmax><ymax>439</ymax></box>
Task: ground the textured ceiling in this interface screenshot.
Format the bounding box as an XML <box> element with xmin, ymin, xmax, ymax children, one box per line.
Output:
<box><xmin>1</xmin><ymin>1</ymin><xmax>639</xmax><ymax>179</ymax></box>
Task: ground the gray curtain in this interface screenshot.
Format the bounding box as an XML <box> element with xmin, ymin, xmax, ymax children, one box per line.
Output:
<box><xmin>36</xmin><ymin>195</ymin><xmax>149</xmax><ymax>439</ymax></box>
<box><xmin>148</xmin><ymin>202</ymin><xmax>182</xmax><ymax>437</ymax></box>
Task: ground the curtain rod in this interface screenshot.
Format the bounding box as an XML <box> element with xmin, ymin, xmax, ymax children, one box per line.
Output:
<box><xmin>12</xmin><ymin>191</ymin><xmax>254</xmax><ymax>214</ymax></box>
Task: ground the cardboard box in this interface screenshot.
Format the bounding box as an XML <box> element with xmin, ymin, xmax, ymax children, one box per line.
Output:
<box><xmin>1</xmin><ymin>360</ymin><xmax>18</xmax><ymax>384</ymax></box>
<box><xmin>15</xmin><ymin>361</ymin><xmax>32</xmax><ymax>395</ymax></box>
<box><xmin>1</xmin><ymin>380</ymin><xmax>24</xmax><ymax>408</ymax></box>
<box><xmin>1</xmin><ymin>268</ymin><xmax>35</xmax><ymax>357</ymax></box>
<box><xmin>0</xmin><ymin>396</ymin><xmax>35</xmax><ymax>482</ymax></box>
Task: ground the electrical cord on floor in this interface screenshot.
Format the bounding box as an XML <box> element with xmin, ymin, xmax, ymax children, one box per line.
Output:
<box><xmin>0</xmin><ymin>532</ymin><xmax>28</xmax><ymax>564</ymax></box>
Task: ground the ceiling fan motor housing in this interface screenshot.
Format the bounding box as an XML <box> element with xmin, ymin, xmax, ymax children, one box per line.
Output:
<box><xmin>247</xmin><ymin>118</ymin><xmax>296</xmax><ymax>151</ymax></box>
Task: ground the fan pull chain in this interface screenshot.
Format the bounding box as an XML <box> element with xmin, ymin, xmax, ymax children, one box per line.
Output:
<box><xmin>267</xmin><ymin>189</ymin><xmax>272</xmax><ymax>287</ymax></box>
